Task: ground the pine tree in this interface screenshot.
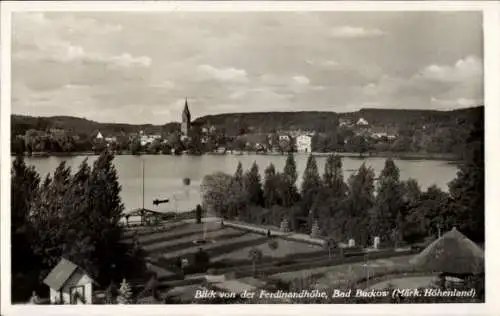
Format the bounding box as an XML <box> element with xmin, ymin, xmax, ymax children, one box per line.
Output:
<box><xmin>30</xmin><ymin>161</ymin><xmax>72</xmax><ymax>269</ymax></box>
<box><xmin>301</xmin><ymin>155</ymin><xmax>322</xmax><ymax>217</ymax></box>
<box><xmin>283</xmin><ymin>152</ymin><xmax>297</xmax><ymax>184</ymax></box>
<box><xmin>117</xmin><ymin>278</ymin><xmax>133</xmax><ymax>304</ymax></box>
<box><xmin>322</xmin><ymin>154</ymin><xmax>347</xmax><ymax>197</ymax></box>
<box><xmin>342</xmin><ymin>163</ymin><xmax>376</xmax><ymax>246</ymax></box>
<box><xmin>88</xmin><ymin>150</ymin><xmax>126</xmax><ymax>284</ymax></box>
<box><xmin>228</xmin><ymin>162</ymin><xmax>246</xmax><ymax>218</ymax></box>
<box><xmin>448</xmin><ymin>120</ymin><xmax>484</xmax><ymax>242</ymax></box>
<box><xmin>281</xmin><ymin>153</ymin><xmax>300</xmax><ymax>207</ymax></box>
<box><xmin>243</xmin><ymin>161</ymin><xmax>264</xmax><ymax>207</ymax></box>
<box><xmin>263</xmin><ymin>163</ymin><xmax>280</xmax><ymax>208</ymax></box>
<box><xmin>371</xmin><ymin>159</ymin><xmax>404</xmax><ymax>245</ymax></box>
<box><xmin>11</xmin><ymin>156</ymin><xmax>41</xmax><ymax>302</ymax></box>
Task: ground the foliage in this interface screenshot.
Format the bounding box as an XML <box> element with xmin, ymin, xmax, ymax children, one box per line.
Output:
<box><xmin>201</xmin><ymin>172</ymin><xmax>233</xmax><ymax>217</ymax></box>
<box><xmin>263</xmin><ymin>163</ymin><xmax>281</xmax><ymax>208</ymax></box>
<box><xmin>243</xmin><ymin>161</ymin><xmax>264</xmax><ymax>209</ymax></box>
<box><xmin>11</xmin><ymin>151</ymin><xmax>147</xmax><ymax>303</ymax></box>
<box><xmin>116</xmin><ymin>278</ymin><xmax>133</xmax><ymax>304</ymax></box>
<box><xmin>280</xmin><ymin>153</ymin><xmax>300</xmax><ymax>207</ymax></box>
<box><xmin>371</xmin><ymin>159</ymin><xmax>405</xmax><ymax>245</ymax></box>
<box><xmin>11</xmin><ymin>156</ymin><xmax>42</xmax><ymax>302</ymax></box>
<box><xmin>195</xmin><ymin>204</ymin><xmax>203</xmax><ymax>224</ymax></box>
<box><xmin>341</xmin><ymin>163</ymin><xmax>376</xmax><ymax>246</ymax></box>
<box><xmin>300</xmin><ymin>155</ymin><xmax>322</xmax><ymax>218</ymax></box>
<box><xmin>448</xmin><ymin>119</ymin><xmax>484</xmax><ymax>242</ymax></box>
<box><xmin>194</xmin><ymin>248</ymin><xmax>211</xmax><ymax>272</ymax></box>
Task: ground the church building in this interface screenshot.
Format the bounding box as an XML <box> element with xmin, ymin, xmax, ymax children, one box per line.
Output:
<box><xmin>181</xmin><ymin>98</ymin><xmax>191</xmax><ymax>139</ymax></box>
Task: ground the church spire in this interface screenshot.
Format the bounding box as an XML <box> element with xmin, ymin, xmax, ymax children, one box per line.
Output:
<box><xmin>183</xmin><ymin>97</ymin><xmax>191</xmax><ymax>120</ymax></box>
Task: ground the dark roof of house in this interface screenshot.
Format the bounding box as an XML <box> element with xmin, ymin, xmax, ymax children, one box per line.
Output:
<box><xmin>43</xmin><ymin>258</ymin><xmax>80</xmax><ymax>291</ymax></box>
<box><xmin>410</xmin><ymin>227</ymin><xmax>484</xmax><ymax>274</ymax></box>
<box><xmin>124</xmin><ymin>208</ymin><xmax>164</xmax><ymax>217</ymax></box>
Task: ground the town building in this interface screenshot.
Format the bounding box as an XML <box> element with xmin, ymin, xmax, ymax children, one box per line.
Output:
<box><xmin>356</xmin><ymin>118</ymin><xmax>369</xmax><ymax>126</ymax></box>
<box><xmin>43</xmin><ymin>258</ymin><xmax>95</xmax><ymax>304</ymax></box>
<box><xmin>181</xmin><ymin>98</ymin><xmax>191</xmax><ymax>139</ymax></box>
<box><xmin>296</xmin><ymin>134</ymin><xmax>312</xmax><ymax>153</ymax></box>
<box><xmin>105</xmin><ymin>136</ymin><xmax>117</xmax><ymax>143</ymax></box>
<box><xmin>95</xmin><ymin>131</ymin><xmax>103</xmax><ymax>140</ymax></box>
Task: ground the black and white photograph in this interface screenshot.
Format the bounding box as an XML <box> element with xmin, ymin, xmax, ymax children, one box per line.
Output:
<box><xmin>1</xmin><ymin>1</ymin><xmax>498</xmax><ymax>313</ymax></box>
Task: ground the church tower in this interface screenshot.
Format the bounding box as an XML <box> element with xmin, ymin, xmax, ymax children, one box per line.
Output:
<box><xmin>181</xmin><ymin>97</ymin><xmax>191</xmax><ymax>137</ymax></box>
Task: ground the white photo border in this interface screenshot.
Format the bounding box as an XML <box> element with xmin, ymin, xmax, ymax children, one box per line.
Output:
<box><xmin>1</xmin><ymin>1</ymin><xmax>499</xmax><ymax>315</ymax></box>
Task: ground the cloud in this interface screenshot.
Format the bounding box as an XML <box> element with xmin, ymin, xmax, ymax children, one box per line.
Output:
<box><xmin>417</xmin><ymin>55</ymin><xmax>482</xmax><ymax>83</ymax></box>
<box><xmin>359</xmin><ymin>56</ymin><xmax>483</xmax><ymax>109</ymax></box>
<box><xmin>292</xmin><ymin>75</ymin><xmax>310</xmax><ymax>86</ymax></box>
<box><xmin>431</xmin><ymin>97</ymin><xmax>482</xmax><ymax>108</ymax></box>
<box><xmin>329</xmin><ymin>26</ymin><xmax>385</xmax><ymax>39</ymax></box>
<box><xmin>197</xmin><ymin>64</ymin><xmax>248</xmax><ymax>83</ymax></box>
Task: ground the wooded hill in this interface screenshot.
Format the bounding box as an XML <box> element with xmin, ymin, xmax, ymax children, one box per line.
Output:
<box><xmin>11</xmin><ymin>106</ymin><xmax>483</xmax><ymax>137</ymax></box>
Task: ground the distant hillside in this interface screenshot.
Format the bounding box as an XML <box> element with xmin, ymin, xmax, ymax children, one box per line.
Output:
<box><xmin>338</xmin><ymin>106</ymin><xmax>483</xmax><ymax>128</ymax></box>
<box><xmin>11</xmin><ymin>106</ymin><xmax>483</xmax><ymax>137</ymax></box>
<box><xmin>194</xmin><ymin>111</ymin><xmax>339</xmax><ymax>135</ymax></box>
<box><xmin>11</xmin><ymin>115</ymin><xmax>179</xmax><ymax>137</ymax></box>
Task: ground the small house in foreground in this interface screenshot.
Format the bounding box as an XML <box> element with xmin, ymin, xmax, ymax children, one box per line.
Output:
<box><xmin>43</xmin><ymin>258</ymin><xmax>95</xmax><ymax>304</ymax></box>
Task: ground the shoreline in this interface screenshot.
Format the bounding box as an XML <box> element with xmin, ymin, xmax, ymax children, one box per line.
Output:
<box><xmin>14</xmin><ymin>151</ymin><xmax>460</xmax><ymax>162</ymax></box>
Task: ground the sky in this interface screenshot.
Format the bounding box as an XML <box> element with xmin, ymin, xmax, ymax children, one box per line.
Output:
<box><xmin>11</xmin><ymin>11</ymin><xmax>483</xmax><ymax>125</ymax></box>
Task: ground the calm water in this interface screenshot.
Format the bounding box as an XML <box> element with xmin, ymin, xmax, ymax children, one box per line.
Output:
<box><xmin>21</xmin><ymin>154</ymin><xmax>458</xmax><ymax>213</ymax></box>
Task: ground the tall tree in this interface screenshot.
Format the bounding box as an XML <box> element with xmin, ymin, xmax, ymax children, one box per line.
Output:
<box><xmin>30</xmin><ymin>162</ymin><xmax>72</xmax><ymax>271</ymax></box>
<box><xmin>301</xmin><ymin>155</ymin><xmax>322</xmax><ymax>220</ymax></box>
<box><xmin>314</xmin><ymin>155</ymin><xmax>347</xmax><ymax>232</ymax></box>
<box><xmin>340</xmin><ymin>163</ymin><xmax>376</xmax><ymax>246</ymax></box>
<box><xmin>11</xmin><ymin>156</ymin><xmax>41</xmax><ymax>302</ymax></box>
<box><xmin>281</xmin><ymin>153</ymin><xmax>299</xmax><ymax>207</ymax></box>
<box><xmin>371</xmin><ymin>159</ymin><xmax>405</xmax><ymax>245</ymax></box>
<box><xmin>243</xmin><ymin>161</ymin><xmax>264</xmax><ymax>207</ymax></box>
<box><xmin>61</xmin><ymin>159</ymin><xmax>97</xmax><ymax>277</ymax></box>
<box><xmin>87</xmin><ymin>150</ymin><xmax>127</xmax><ymax>284</ymax></box>
<box><xmin>227</xmin><ymin>162</ymin><xmax>246</xmax><ymax>218</ymax></box>
<box><xmin>201</xmin><ymin>172</ymin><xmax>233</xmax><ymax>217</ymax></box>
<box><xmin>263</xmin><ymin>163</ymin><xmax>280</xmax><ymax>208</ymax></box>
<box><xmin>322</xmin><ymin>154</ymin><xmax>347</xmax><ymax>198</ymax></box>
<box><xmin>448</xmin><ymin>120</ymin><xmax>484</xmax><ymax>242</ymax></box>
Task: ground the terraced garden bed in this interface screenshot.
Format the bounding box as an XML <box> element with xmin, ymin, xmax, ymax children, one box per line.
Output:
<box><xmin>160</xmin><ymin>233</ymin><xmax>268</xmax><ymax>260</ymax></box>
<box><xmin>144</xmin><ymin>228</ymin><xmax>247</xmax><ymax>253</ymax></box>
<box><xmin>213</xmin><ymin>238</ymin><xmax>323</xmax><ymax>261</ymax></box>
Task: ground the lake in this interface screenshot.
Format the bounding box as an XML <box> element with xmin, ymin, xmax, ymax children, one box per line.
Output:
<box><xmin>21</xmin><ymin>154</ymin><xmax>458</xmax><ymax>213</ymax></box>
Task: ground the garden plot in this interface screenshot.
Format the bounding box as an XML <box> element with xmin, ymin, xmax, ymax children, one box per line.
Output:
<box><xmin>270</xmin><ymin>255</ymin><xmax>415</xmax><ymax>288</ymax></box>
<box><xmin>161</xmin><ymin>232</ymin><xmax>266</xmax><ymax>260</ymax></box>
<box><xmin>212</xmin><ymin>238</ymin><xmax>322</xmax><ymax>262</ymax></box>
<box><xmin>127</xmin><ymin>222</ymin><xmax>222</xmax><ymax>244</ymax></box>
<box><xmin>143</xmin><ymin>227</ymin><xmax>245</xmax><ymax>252</ymax></box>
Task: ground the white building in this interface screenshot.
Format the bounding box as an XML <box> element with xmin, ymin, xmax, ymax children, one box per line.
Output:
<box><xmin>43</xmin><ymin>258</ymin><xmax>95</xmax><ymax>304</ymax></box>
<box><xmin>296</xmin><ymin>134</ymin><xmax>312</xmax><ymax>153</ymax></box>
<box><xmin>356</xmin><ymin>118</ymin><xmax>369</xmax><ymax>126</ymax></box>
<box><xmin>105</xmin><ymin>136</ymin><xmax>117</xmax><ymax>143</ymax></box>
<box><xmin>140</xmin><ymin>134</ymin><xmax>162</xmax><ymax>146</ymax></box>
<box><xmin>278</xmin><ymin>134</ymin><xmax>290</xmax><ymax>142</ymax></box>
<box><xmin>95</xmin><ymin>131</ymin><xmax>103</xmax><ymax>140</ymax></box>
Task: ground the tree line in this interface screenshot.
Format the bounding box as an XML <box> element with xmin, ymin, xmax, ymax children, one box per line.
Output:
<box><xmin>201</xmin><ymin>121</ymin><xmax>484</xmax><ymax>246</ymax></box>
<box><xmin>11</xmin><ymin>151</ymin><xmax>147</xmax><ymax>303</ymax></box>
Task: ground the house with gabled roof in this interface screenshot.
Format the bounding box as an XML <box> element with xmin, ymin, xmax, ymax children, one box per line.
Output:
<box><xmin>43</xmin><ymin>258</ymin><xmax>96</xmax><ymax>304</ymax></box>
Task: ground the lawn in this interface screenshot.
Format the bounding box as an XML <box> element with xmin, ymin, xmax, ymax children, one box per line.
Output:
<box><xmin>160</xmin><ymin>232</ymin><xmax>266</xmax><ymax>260</ymax></box>
<box><xmin>139</xmin><ymin>222</ymin><xmax>221</xmax><ymax>240</ymax></box>
<box><xmin>270</xmin><ymin>255</ymin><xmax>416</xmax><ymax>288</ymax></box>
<box><xmin>143</xmin><ymin>227</ymin><xmax>245</xmax><ymax>252</ymax></box>
<box><xmin>212</xmin><ymin>238</ymin><xmax>323</xmax><ymax>262</ymax></box>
